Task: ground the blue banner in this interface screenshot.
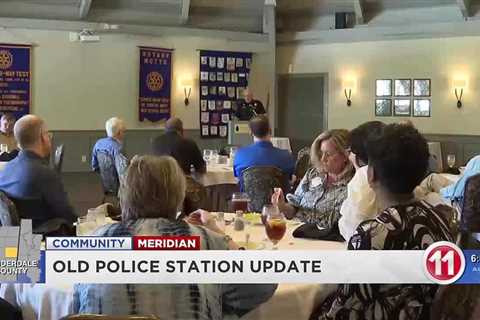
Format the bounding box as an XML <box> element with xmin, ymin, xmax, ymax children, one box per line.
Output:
<box><xmin>0</xmin><ymin>44</ymin><xmax>31</xmax><ymax>119</ymax></box>
<box><xmin>139</xmin><ymin>47</ymin><xmax>172</xmax><ymax>122</ymax></box>
<box><xmin>199</xmin><ymin>50</ymin><xmax>252</xmax><ymax>138</ymax></box>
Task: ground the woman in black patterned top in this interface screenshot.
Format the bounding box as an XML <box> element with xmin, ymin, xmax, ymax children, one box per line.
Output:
<box><xmin>314</xmin><ymin>123</ymin><xmax>453</xmax><ymax>320</ymax></box>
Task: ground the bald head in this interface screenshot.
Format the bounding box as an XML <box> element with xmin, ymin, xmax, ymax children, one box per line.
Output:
<box><xmin>165</xmin><ymin>118</ymin><xmax>183</xmax><ymax>134</ymax></box>
<box><xmin>14</xmin><ymin>115</ymin><xmax>46</xmax><ymax>149</ymax></box>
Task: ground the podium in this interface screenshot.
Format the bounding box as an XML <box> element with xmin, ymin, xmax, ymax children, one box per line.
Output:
<box><xmin>228</xmin><ymin>120</ymin><xmax>252</xmax><ymax>146</ymax></box>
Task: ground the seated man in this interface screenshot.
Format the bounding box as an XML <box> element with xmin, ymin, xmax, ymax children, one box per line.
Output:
<box><xmin>0</xmin><ymin>113</ymin><xmax>19</xmax><ymax>160</ymax></box>
<box><xmin>0</xmin><ymin>115</ymin><xmax>77</xmax><ymax>229</ymax></box>
<box><xmin>234</xmin><ymin>115</ymin><xmax>294</xmax><ymax>191</ymax></box>
<box><xmin>91</xmin><ymin>117</ymin><xmax>128</xmax><ymax>194</ymax></box>
<box><xmin>152</xmin><ymin>117</ymin><xmax>206</xmax><ymax>175</ymax></box>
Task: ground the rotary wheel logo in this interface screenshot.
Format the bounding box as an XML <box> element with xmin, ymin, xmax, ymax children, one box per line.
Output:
<box><xmin>146</xmin><ymin>72</ymin><xmax>163</xmax><ymax>92</ymax></box>
<box><xmin>0</xmin><ymin>50</ymin><xmax>13</xmax><ymax>69</ymax></box>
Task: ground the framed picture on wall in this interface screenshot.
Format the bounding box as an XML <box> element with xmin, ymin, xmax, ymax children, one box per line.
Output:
<box><xmin>413</xmin><ymin>99</ymin><xmax>431</xmax><ymax>117</ymax></box>
<box><xmin>413</xmin><ymin>79</ymin><xmax>431</xmax><ymax>97</ymax></box>
<box><xmin>394</xmin><ymin>79</ymin><xmax>411</xmax><ymax>96</ymax></box>
<box><xmin>376</xmin><ymin>79</ymin><xmax>392</xmax><ymax>97</ymax></box>
<box><xmin>394</xmin><ymin>99</ymin><xmax>411</xmax><ymax>116</ymax></box>
<box><xmin>375</xmin><ymin>99</ymin><xmax>392</xmax><ymax>116</ymax></box>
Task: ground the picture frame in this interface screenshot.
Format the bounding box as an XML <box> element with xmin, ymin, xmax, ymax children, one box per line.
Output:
<box><xmin>413</xmin><ymin>79</ymin><xmax>431</xmax><ymax>97</ymax></box>
<box><xmin>375</xmin><ymin>99</ymin><xmax>392</xmax><ymax>116</ymax></box>
<box><xmin>413</xmin><ymin>99</ymin><xmax>431</xmax><ymax>117</ymax></box>
<box><xmin>394</xmin><ymin>79</ymin><xmax>411</xmax><ymax>97</ymax></box>
<box><xmin>376</xmin><ymin>79</ymin><xmax>392</xmax><ymax>97</ymax></box>
<box><xmin>394</xmin><ymin>99</ymin><xmax>411</xmax><ymax>116</ymax></box>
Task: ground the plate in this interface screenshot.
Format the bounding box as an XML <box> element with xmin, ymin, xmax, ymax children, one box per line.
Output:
<box><xmin>236</xmin><ymin>241</ymin><xmax>265</xmax><ymax>250</ymax></box>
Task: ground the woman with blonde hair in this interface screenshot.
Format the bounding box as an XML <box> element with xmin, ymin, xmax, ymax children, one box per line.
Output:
<box><xmin>272</xmin><ymin>129</ymin><xmax>354</xmax><ymax>234</ymax></box>
<box><xmin>74</xmin><ymin>155</ymin><xmax>276</xmax><ymax>319</ymax></box>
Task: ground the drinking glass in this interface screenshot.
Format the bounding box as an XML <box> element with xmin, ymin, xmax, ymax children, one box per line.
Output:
<box><xmin>231</xmin><ymin>192</ymin><xmax>249</xmax><ymax>214</ymax></box>
<box><xmin>261</xmin><ymin>204</ymin><xmax>279</xmax><ymax>226</ymax></box>
<box><xmin>203</xmin><ymin>149</ymin><xmax>212</xmax><ymax>163</ymax></box>
<box><xmin>447</xmin><ymin>154</ymin><xmax>456</xmax><ymax>169</ymax></box>
<box><xmin>265</xmin><ymin>210</ymin><xmax>287</xmax><ymax>250</ymax></box>
<box><xmin>0</xmin><ymin>144</ymin><xmax>8</xmax><ymax>154</ymax></box>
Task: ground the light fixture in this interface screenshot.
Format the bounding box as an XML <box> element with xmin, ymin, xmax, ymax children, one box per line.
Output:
<box><xmin>181</xmin><ymin>78</ymin><xmax>193</xmax><ymax>106</ymax></box>
<box><xmin>343</xmin><ymin>80</ymin><xmax>355</xmax><ymax>106</ymax></box>
<box><xmin>453</xmin><ymin>79</ymin><xmax>466</xmax><ymax>108</ymax></box>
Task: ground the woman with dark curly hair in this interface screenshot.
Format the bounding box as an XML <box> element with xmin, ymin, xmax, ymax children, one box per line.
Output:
<box><xmin>314</xmin><ymin>123</ymin><xmax>453</xmax><ymax>320</ymax></box>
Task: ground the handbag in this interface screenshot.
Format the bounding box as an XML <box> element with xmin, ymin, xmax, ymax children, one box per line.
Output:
<box><xmin>292</xmin><ymin>223</ymin><xmax>345</xmax><ymax>242</ymax></box>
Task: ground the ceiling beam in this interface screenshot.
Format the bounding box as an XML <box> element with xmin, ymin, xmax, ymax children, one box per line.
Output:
<box><xmin>456</xmin><ymin>0</ymin><xmax>471</xmax><ymax>20</ymax></box>
<box><xmin>180</xmin><ymin>0</ymin><xmax>190</xmax><ymax>24</ymax></box>
<box><xmin>79</xmin><ymin>0</ymin><xmax>92</xmax><ymax>20</ymax></box>
<box><xmin>353</xmin><ymin>0</ymin><xmax>366</xmax><ymax>25</ymax></box>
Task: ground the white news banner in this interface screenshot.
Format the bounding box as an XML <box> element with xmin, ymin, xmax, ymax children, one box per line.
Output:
<box><xmin>45</xmin><ymin>250</ymin><xmax>432</xmax><ymax>285</ymax></box>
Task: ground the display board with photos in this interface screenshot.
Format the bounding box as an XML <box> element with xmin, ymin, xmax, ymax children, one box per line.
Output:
<box><xmin>199</xmin><ymin>50</ymin><xmax>252</xmax><ymax>138</ymax></box>
<box><xmin>375</xmin><ymin>79</ymin><xmax>431</xmax><ymax>117</ymax></box>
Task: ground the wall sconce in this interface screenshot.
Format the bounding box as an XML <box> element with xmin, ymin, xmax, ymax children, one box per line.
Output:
<box><xmin>343</xmin><ymin>80</ymin><xmax>354</xmax><ymax>106</ymax></box>
<box><xmin>181</xmin><ymin>79</ymin><xmax>193</xmax><ymax>106</ymax></box>
<box><xmin>453</xmin><ymin>79</ymin><xmax>466</xmax><ymax>108</ymax></box>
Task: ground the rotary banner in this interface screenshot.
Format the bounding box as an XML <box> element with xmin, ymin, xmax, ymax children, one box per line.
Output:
<box><xmin>138</xmin><ymin>47</ymin><xmax>173</xmax><ymax>122</ymax></box>
<box><xmin>0</xmin><ymin>44</ymin><xmax>31</xmax><ymax>118</ymax></box>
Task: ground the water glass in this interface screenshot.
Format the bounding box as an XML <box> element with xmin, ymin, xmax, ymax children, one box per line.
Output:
<box><xmin>203</xmin><ymin>149</ymin><xmax>212</xmax><ymax>163</ymax></box>
<box><xmin>447</xmin><ymin>154</ymin><xmax>456</xmax><ymax>168</ymax></box>
<box><xmin>0</xmin><ymin>144</ymin><xmax>8</xmax><ymax>154</ymax></box>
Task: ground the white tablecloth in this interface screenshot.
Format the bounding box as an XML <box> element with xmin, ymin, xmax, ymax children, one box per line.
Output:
<box><xmin>1</xmin><ymin>214</ymin><xmax>344</xmax><ymax>320</ymax></box>
<box><xmin>196</xmin><ymin>163</ymin><xmax>237</xmax><ymax>186</ymax></box>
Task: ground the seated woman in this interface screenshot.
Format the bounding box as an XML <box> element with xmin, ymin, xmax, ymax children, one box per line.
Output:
<box><xmin>338</xmin><ymin>121</ymin><xmax>385</xmax><ymax>241</ymax></box>
<box><xmin>272</xmin><ymin>129</ymin><xmax>354</xmax><ymax>234</ymax></box>
<box><xmin>73</xmin><ymin>155</ymin><xmax>276</xmax><ymax>319</ymax></box>
<box><xmin>314</xmin><ymin>123</ymin><xmax>453</xmax><ymax>320</ymax></box>
<box><xmin>441</xmin><ymin>155</ymin><xmax>480</xmax><ymax>208</ymax></box>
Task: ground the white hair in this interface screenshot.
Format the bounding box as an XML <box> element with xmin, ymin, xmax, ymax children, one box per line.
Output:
<box><xmin>105</xmin><ymin>117</ymin><xmax>125</xmax><ymax>138</ymax></box>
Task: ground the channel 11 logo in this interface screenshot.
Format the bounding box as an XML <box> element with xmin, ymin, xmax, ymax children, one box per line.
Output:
<box><xmin>423</xmin><ymin>241</ymin><xmax>466</xmax><ymax>284</ymax></box>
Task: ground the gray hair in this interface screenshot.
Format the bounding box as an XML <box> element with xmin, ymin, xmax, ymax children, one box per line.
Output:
<box><xmin>120</xmin><ymin>155</ymin><xmax>186</xmax><ymax>222</ymax></box>
<box><xmin>105</xmin><ymin>117</ymin><xmax>125</xmax><ymax>138</ymax></box>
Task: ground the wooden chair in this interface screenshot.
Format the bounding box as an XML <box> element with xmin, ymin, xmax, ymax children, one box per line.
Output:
<box><xmin>60</xmin><ymin>314</ymin><xmax>160</xmax><ymax>320</ymax></box>
<box><xmin>242</xmin><ymin>166</ymin><xmax>289</xmax><ymax>212</ymax></box>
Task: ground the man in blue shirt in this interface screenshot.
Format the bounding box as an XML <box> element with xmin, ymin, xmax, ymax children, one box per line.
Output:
<box><xmin>91</xmin><ymin>117</ymin><xmax>127</xmax><ymax>172</ymax></box>
<box><xmin>234</xmin><ymin>115</ymin><xmax>295</xmax><ymax>190</ymax></box>
<box><xmin>0</xmin><ymin>115</ymin><xmax>77</xmax><ymax>229</ymax></box>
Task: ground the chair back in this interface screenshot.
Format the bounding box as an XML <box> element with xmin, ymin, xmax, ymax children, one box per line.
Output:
<box><xmin>0</xmin><ymin>191</ymin><xmax>19</xmax><ymax>226</ymax></box>
<box><xmin>242</xmin><ymin>166</ymin><xmax>289</xmax><ymax>212</ymax></box>
<box><xmin>461</xmin><ymin>173</ymin><xmax>480</xmax><ymax>233</ymax></box>
<box><xmin>204</xmin><ymin>183</ymin><xmax>239</xmax><ymax>212</ymax></box>
<box><xmin>183</xmin><ymin>176</ymin><xmax>207</xmax><ymax>215</ymax></box>
<box><xmin>60</xmin><ymin>315</ymin><xmax>160</xmax><ymax>320</ymax></box>
<box><xmin>96</xmin><ymin>151</ymin><xmax>120</xmax><ymax>196</ymax></box>
<box><xmin>294</xmin><ymin>146</ymin><xmax>311</xmax><ymax>187</ymax></box>
<box><xmin>53</xmin><ymin>144</ymin><xmax>65</xmax><ymax>173</ymax></box>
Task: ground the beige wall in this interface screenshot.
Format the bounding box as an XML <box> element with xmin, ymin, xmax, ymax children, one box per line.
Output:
<box><xmin>277</xmin><ymin>36</ymin><xmax>480</xmax><ymax>135</ymax></box>
<box><xmin>0</xmin><ymin>28</ymin><xmax>271</xmax><ymax>130</ymax></box>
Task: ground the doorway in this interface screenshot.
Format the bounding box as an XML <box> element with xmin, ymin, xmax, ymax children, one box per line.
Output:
<box><xmin>277</xmin><ymin>73</ymin><xmax>328</xmax><ymax>155</ymax></box>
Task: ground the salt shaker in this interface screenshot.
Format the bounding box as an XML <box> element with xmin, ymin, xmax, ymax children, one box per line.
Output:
<box><xmin>233</xmin><ymin>212</ymin><xmax>245</xmax><ymax>231</ymax></box>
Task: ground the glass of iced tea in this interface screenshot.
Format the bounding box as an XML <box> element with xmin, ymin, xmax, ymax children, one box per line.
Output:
<box><xmin>265</xmin><ymin>210</ymin><xmax>287</xmax><ymax>250</ymax></box>
<box><xmin>231</xmin><ymin>192</ymin><xmax>249</xmax><ymax>214</ymax></box>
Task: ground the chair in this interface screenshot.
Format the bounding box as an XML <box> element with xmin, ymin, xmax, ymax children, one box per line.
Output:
<box><xmin>460</xmin><ymin>173</ymin><xmax>480</xmax><ymax>234</ymax></box>
<box><xmin>60</xmin><ymin>315</ymin><xmax>160</xmax><ymax>320</ymax></box>
<box><xmin>96</xmin><ymin>151</ymin><xmax>128</xmax><ymax>204</ymax></box>
<box><xmin>53</xmin><ymin>144</ymin><xmax>65</xmax><ymax>174</ymax></box>
<box><xmin>293</xmin><ymin>146</ymin><xmax>311</xmax><ymax>190</ymax></box>
<box><xmin>242</xmin><ymin>166</ymin><xmax>289</xmax><ymax>212</ymax></box>
<box><xmin>204</xmin><ymin>183</ymin><xmax>239</xmax><ymax>212</ymax></box>
<box><xmin>0</xmin><ymin>191</ymin><xmax>19</xmax><ymax>226</ymax></box>
<box><xmin>183</xmin><ymin>176</ymin><xmax>207</xmax><ymax>215</ymax></box>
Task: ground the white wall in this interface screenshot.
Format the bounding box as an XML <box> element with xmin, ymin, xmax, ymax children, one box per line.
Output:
<box><xmin>277</xmin><ymin>36</ymin><xmax>480</xmax><ymax>135</ymax></box>
<box><xmin>0</xmin><ymin>28</ymin><xmax>271</xmax><ymax>130</ymax></box>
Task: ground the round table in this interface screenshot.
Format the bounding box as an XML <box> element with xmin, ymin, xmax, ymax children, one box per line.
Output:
<box><xmin>2</xmin><ymin>212</ymin><xmax>345</xmax><ymax>320</ymax></box>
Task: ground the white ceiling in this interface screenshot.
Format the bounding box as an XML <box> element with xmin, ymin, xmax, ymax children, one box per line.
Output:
<box><xmin>0</xmin><ymin>0</ymin><xmax>479</xmax><ymax>41</ymax></box>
